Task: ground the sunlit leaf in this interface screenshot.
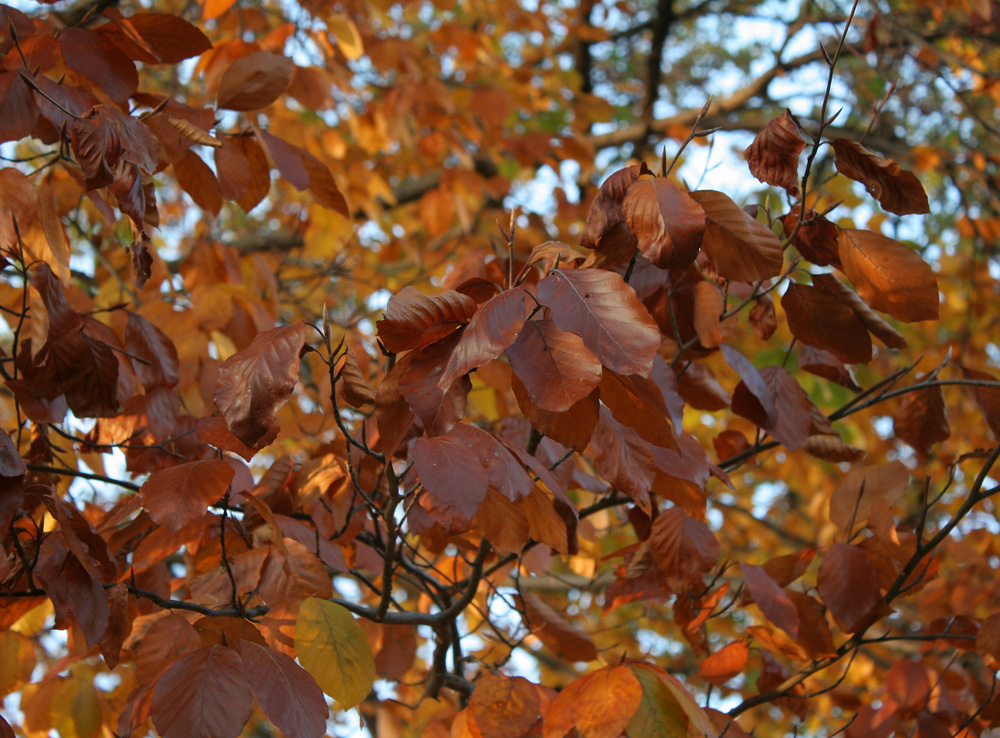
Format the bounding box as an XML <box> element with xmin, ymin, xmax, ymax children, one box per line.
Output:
<box><xmin>294</xmin><ymin>598</ymin><xmax>375</xmax><ymax>708</ymax></box>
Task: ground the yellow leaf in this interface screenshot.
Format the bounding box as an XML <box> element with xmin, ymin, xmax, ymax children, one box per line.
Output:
<box><xmin>328</xmin><ymin>13</ymin><xmax>364</xmax><ymax>60</ymax></box>
<box><xmin>295</xmin><ymin>597</ymin><xmax>375</xmax><ymax>708</ymax></box>
<box><xmin>0</xmin><ymin>631</ymin><xmax>35</xmax><ymax>696</ymax></box>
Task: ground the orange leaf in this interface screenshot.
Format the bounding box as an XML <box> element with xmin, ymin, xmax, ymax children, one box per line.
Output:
<box><xmin>697</xmin><ymin>641</ymin><xmax>749</xmax><ymax>686</ymax></box>
<box><xmin>745</xmin><ymin>110</ymin><xmax>806</xmax><ymax>196</ymax></box>
<box><xmin>690</xmin><ymin>190</ymin><xmax>783</xmax><ymax>281</ymax></box>
<box><xmin>542</xmin><ymin>665</ymin><xmax>641</xmax><ymax>738</ymax></box>
<box><xmin>833</xmin><ymin>139</ymin><xmax>929</xmax><ymax>215</ymax></box>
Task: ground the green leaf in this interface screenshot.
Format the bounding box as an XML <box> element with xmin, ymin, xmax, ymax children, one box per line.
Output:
<box><xmin>294</xmin><ymin>597</ymin><xmax>375</xmax><ymax>708</ymax></box>
<box><xmin>627</xmin><ymin>665</ymin><xmax>687</xmax><ymax>738</ymax></box>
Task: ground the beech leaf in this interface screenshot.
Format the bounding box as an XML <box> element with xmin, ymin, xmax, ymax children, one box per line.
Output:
<box><xmin>294</xmin><ymin>597</ymin><xmax>375</xmax><ymax>708</ymax></box>
<box><xmin>833</xmin><ymin>139</ymin><xmax>930</xmax><ymax>215</ymax></box>
<box><xmin>217</xmin><ymin>51</ymin><xmax>295</xmax><ymax>111</ymax></box>
<box><xmin>689</xmin><ymin>190</ymin><xmax>783</xmax><ymax>281</ymax></box>
<box><xmin>213</xmin><ymin>322</ymin><xmax>306</xmax><ymax>446</ymax></box>
<box><xmin>542</xmin><ymin>665</ymin><xmax>642</xmax><ymax>738</ymax></box>
<box><xmin>781</xmin><ymin>281</ymin><xmax>872</xmax><ymax>364</ymax></box>
<box><xmin>893</xmin><ymin>377</ymin><xmax>950</xmax><ymax>457</ymax></box>
<box><xmin>740</xmin><ymin>563</ymin><xmax>799</xmax><ymax>638</ymax></box>
<box><xmin>745</xmin><ymin>110</ymin><xmax>806</xmax><ymax>196</ymax></box>
<box><xmin>536</xmin><ymin>268</ymin><xmax>660</xmax><ymax>376</ymax></box>
<box><xmin>377</xmin><ymin>286</ymin><xmax>478</xmax><ymax>353</ymax></box>
<box><xmin>139</xmin><ymin>459</ymin><xmax>235</xmax><ymax>533</ymax></box>
<box><xmin>622</xmin><ymin>176</ymin><xmax>705</xmax><ymax>269</ymax></box>
<box><xmin>239</xmin><ymin>641</ymin><xmax>329</xmax><ymax>738</ymax></box>
<box><xmin>816</xmin><ymin>543</ymin><xmax>882</xmax><ymax>633</ymax></box>
<box><xmin>507</xmin><ymin>318</ymin><xmax>603</xmax><ymax>413</ymax></box>
<box><xmin>697</xmin><ymin>641</ymin><xmax>750</xmax><ymax>686</ymax></box>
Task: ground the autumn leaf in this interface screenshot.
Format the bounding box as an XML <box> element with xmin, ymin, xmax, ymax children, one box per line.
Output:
<box><xmin>781</xmin><ymin>281</ymin><xmax>872</xmax><ymax>364</ymax></box>
<box><xmin>468</xmin><ymin>673</ymin><xmax>542</xmax><ymax>738</ymax></box>
<box><xmin>690</xmin><ymin>190</ymin><xmax>784</xmax><ymax>281</ymax></box>
<box><xmin>622</xmin><ymin>176</ymin><xmax>705</xmax><ymax>268</ymax></box>
<box><xmin>740</xmin><ymin>563</ymin><xmax>799</xmax><ymax>638</ymax></box>
<box><xmin>697</xmin><ymin>641</ymin><xmax>749</xmax><ymax>686</ymax></box>
<box><xmin>151</xmin><ymin>645</ymin><xmax>253</xmax><ymax>738</ymax></box>
<box><xmin>960</xmin><ymin>365</ymin><xmax>1000</xmax><ymax>436</ymax></box>
<box><xmin>377</xmin><ymin>286</ymin><xmax>478</xmax><ymax>353</ymax></box>
<box><xmin>217</xmin><ymin>51</ymin><xmax>295</xmax><ymax>111</ymax></box>
<box><xmin>239</xmin><ymin>641</ymin><xmax>329</xmax><ymax>738</ymax></box>
<box><xmin>817</xmin><ymin>543</ymin><xmax>883</xmax><ymax>633</ymax></box>
<box><xmin>536</xmin><ymin>268</ymin><xmax>660</xmax><ymax>376</ymax></box>
<box><xmin>294</xmin><ymin>597</ymin><xmax>375</xmax><ymax>708</ymax></box>
<box><xmin>139</xmin><ymin>460</ymin><xmax>235</xmax><ymax>533</ymax></box>
<box><xmin>837</xmin><ymin>228</ymin><xmax>938</xmax><ymax>322</ymax></box>
<box><xmin>542</xmin><ymin>665</ymin><xmax>642</xmax><ymax>738</ymax></box>
<box><xmin>213</xmin><ymin>322</ymin><xmax>306</xmax><ymax>446</ymax></box>
<box><xmin>507</xmin><ymin>318</ymin><xmax>603</xmax><ymax>412</ymax></box>
<box><xmin>833</xmin><ymin>139</ymin><xmax>930</xmax><ymax>215</ymax></box>
<box><xmin>745</xmin><ymin>110</ymin><xmax>806</xmax><ymax>196</ymax></box>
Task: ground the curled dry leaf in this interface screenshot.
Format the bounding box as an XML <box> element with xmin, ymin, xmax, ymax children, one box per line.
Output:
<box><xmin>838</xmin><ymin>228</ymin><xmax>938</xmax><ymax>323</ymax></box>
<box><xmin>580</xmin><ymin>162</ymin><xmax>649</xmax><ymax>249</ymax></box>
<box><xmin>802</xmin><ymin>434</ymin><xmax>865</xmax><ymax>462</ymax></box>
<box><xmin>338</xmin><ymin>348</ymin><xmax>375</xmax><ymax>409</ymax></box>
<box><xmin>622</xmin><ymin>176</ymin><xmax>705</xmax><ymax>269</ymax></box>
<box><xmin>833</xmin><ymin>139</ymin><xmax>930</xmax><ymax>216</ymax></box>
<box><xmin>217</xmin><ymin>51</ymin><xmax>294</xmax><ymax>111</ymax></box>
<box><xmin>744</xmin><ymin>110</ymin><xmax>806</xmax><ymax>196</ymax></box>
<box><xmin>168</xmin><ymin>116</ymin><xmax>221</xmax><ymax>147</ymax></box>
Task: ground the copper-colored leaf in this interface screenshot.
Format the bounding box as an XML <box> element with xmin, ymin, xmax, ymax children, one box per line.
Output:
<box><xmin>217</xmin><ymin>51</ymin><xmax>294</xmax><ymax>111</ymax></box>
<box><xmin>829</xmin><ymin>461</ymin><xmax>908</xmax><ymax>534</ymax></box>
<box><xmin>70</xmin><ymin>105</ymin><xmax>160</xmax><ymax>189</ymax></box>
<box><xmin>542</xmin><ymin>665</ymin><xmax>641</xmax><ymax>738</ymax></box>
<box><xmin>599</xmin><ymin>369</ymin><xmax>677</xmax><ymax>449</ymax></box>
<box><xmin>151</xmin><ymin>645</ymin><xmax>253</xmax><ymax>738</ymax></box>
<box><xmin>697</xmin><ymin>641</ymin><xmax>749</xmax><ymax>686</ymax></box>
<box><xmin>230</xmin><ymin>135</ymin><xmax>272</xmax><ymax>211</ymax></box>
<box><xmin>126</xmin><ymin>313</ymin><xmax>180</xmax><ymax>389</ymax></box>
<box><xmin>168</xmin><ymin>117</ymin><xmax>220</xmax><ymax>147</ymax></box>
<box><xmin>536</xmin><ymin>268</ymin><xmax>660</xmax><ymax>376</ymax></box>
<box><xmin>798</xmin><ymin>344</ymin><xmax>861</xmax><ymax>392</ymax></box>
<box><xmin>0</xmin><ymin>167</ymin><xmax>37</xmax><ymax>249</ymax></box>
<box><xmin>413</xmin><ymin>428</ymin><xmax>489</xmax><ymax>521</ymax></box>
<box><xmin>0</xmin><ymin>72</ymin><xmax>39</xmax><ymax>144</ymax></box>
<box><xmin>580</xmin><ymin>162</ymin><xmax>649</xmax><ymax>249</ymax></box>
<box><xmin>745</xmin><ymin>110</ymin><xmax>806</xmax><ymax>196</ymax></box>
<box><xmin>439</xmin><ymin>286</ymin><xmax>529</xmax><ymax>388</ymax></box>
<box><xmin>781</xmin><ymin>281</ymin><xmax>872</xmax><ymax>364</ymax></box>
<box><xmin>301</xmin><ymin>150</ymin><xmax>349</xmax><ymax>216</ymax></box>
<box><xmin>591</xmin><ymin>406</ymin><xmax>657</xmax><ymax>512</ymax></box>
<box><xmin>520</xmin><ymin>591</ymin><xmax>597</xmax><ymax>663</ymax></box>
<box><xmin>213</xmin><ymin>322</ymin><xmax>306</xmax><ymax>446</ymax></box>
<box><xmin>731</xmin><ymin>364</ymin><xmax>815</xmax><ymax>452</ymax></box>
<box><xmin>469</xmin><ymin>673</ymin><xmax>541</xmax><ymax>738</ymax></box>
<box><xmin>833</xmin><ymin>139</ymin><xmax>930</xmax><ymax>215</ymax></box>
<box><xmin>803</xmin><ymin>434</ymin><xmax>866</xmax><ymax>462</ymax></box>
<box><xmin>173</xmin><ymin>149</ymin><xmax>223</xmax><ymax>215</ymax></box>
<box><xmin>675</xmin><ymin>360</ymin><xmax>731</xmax><ymax>411</ymax></box>
<box><xmin>377</xmin><ymin>286</ymin><xmax>477</xmax><ymax>353</ymax></box>
<box><xmin>811</xmin><ymin>273</ymin><xmax>907</xmax><ymax>349</ymax></box>
<box><xmin>741</xmin><ymin>563</ymin><xmax>799</xmax><ymax>638</ymax></box>
<box><xmin>782</xmin><ymin>208</ymin><xmax>841</xmax><ymax>268</ymax></box>
<box><xmin>649</xmin><ymin>507</ymin><xmax>719</xmax><ymax>588</ymax></box>
<box><xmin>374</xmin><ymin>358</ymin><xmax>416</xmax><ymax>458</ymax></box>
<box><xmin>816</xmin><ymin>543</ymin><xmax>882</xmax><ymax>633</ymax></box>
<box><xmin>60</xmin><ymin>28</ymin><xmax>138</xmax><ymax>103</ymax></box>
<box><xmin>508</xmin><ymin>318</ymin><xmax>603</xmax><ymax>413</ymax></box>
<box><xmin>838</xmin><ymin>228</ymin><xmax>938</xmax><ymax>322</ymax></box>
<box><xmin>339</xmin><ymin>349</ymin><xmax>375</xmax><ymax>409</ymax></box>
<box><xmin>692</xmin><ymin>280</ymin><xmax>727</xmax><ymax>348</ymax></box>
<box><xmin>239</xmin><ymin>641</ymin><xmax>329</xmax><ymax>738</ymax></box>
<box><xmin>398</xmin><ymin>334</ymin><xmax>470</xmax><ymax>436</ymax></box>
<box><xmin>721</xmin><ymin>343</ymin><xmax>774</xmax><ymax>422</ymax></box>
<box><xmin>960</xmin><ymin>365</ymin><xmax>1000</xmax><ymax>437</ymax></box>
<box><xmin>893</xmin><ymin>377</ymin><xmax>950</xmax><ymax>456</ymax></box>
<box><xmin>473</xmin><ymin>486</ymin><xmax>529</xmax><ymax>553</ymax></box>
<box><xmin>511</xmin><ymin>375</ymin><xmax>598</xmax><ymax>453</ymax></box>
<box><xmin>690</xmin><ymin>190</ymin><xmax>783</xmax><ymax>281</ymax></box>
<box><xmin>748</xmin><ymin>294</ymin><xmax>777</xmax><ymax>340</ymax></box>
<box><xmin>110</xmin><ymin>12</ymin><xmax>212</xmax><ymax>63</ymax></box>
<box><xmin>140</xmin><ymin>460</ymin><xmax>235</xmax><ymax>533</ymax></box>
<box><xmin>622</xmin><ymin>176</ymin><xmax>705</xmax><ymax>268</ymax></box>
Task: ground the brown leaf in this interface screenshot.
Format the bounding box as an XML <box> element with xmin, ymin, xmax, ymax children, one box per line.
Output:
<box><xmin>439</xmin><ymin>286</ymin><xmax>529</xmax><ymax>388</ymax></box>
<box><xmin>229</xmin><ymin>135</ymin><xmax>272</xmax><ymax>210</ymax></box>
<box><xmin>893</xmin><ymin>377</ymin><xmax>950</xmax><ymax>456</ymax></box>
<box><xmin>838</xmin><ymin>228</ymin><xmax>938</xmax><ymax>322</ymax></box>
<box><xmin>151</xmin><ymin>645</ymin><xmax>253</xmax><ymax>738</ymax></box>
<box><xmin>833</xmin><ymin>139</ymin><xmax>930</xmax><ymax>215</ymax></box>
<box><xmin>511</xmin><ymin>375</ymin><xmax>598</xmax><ymax>453</ymax></box>
<box><xmin>0</xmin><ymin>72</ymin><xmax>39</xmax><ymax>144</ymax></box>
<box><xmin>168</xmin><ymin>117</ymin><xmax>221</xmax><ymax>147</ymax></box>
<box><xmin>217</xmin><ymin>51</ymin><xmax>294</xmax><ymax>111</ymax></box>
<box><xmin>109</xmin><ymin>12</ymin><xmax>211</xmax><ymax>63</ymax></box>
<box><xmin>338</xmin><ymin>349</ymin><xmax>375</xmax><ymax>409</ymax></box>
<box><xmin>374</xmin><ymin>358</ymin><xmax>416</xmax><ymax>458</ymax></box>
<box><xmin>60</xmin><ymin>28</ymin><xmax>138</xmax><ymax>103</ymax></box>
<box><xmin>126</xmin><ymin>313</ymin><xmax>180</xmax><ymax>390</ymax></box>
<box><xmin>829</xmin><ymin>461</ymin><xmax>908</xmax><ymax>534</ymax></box>
<box><xmin>802</xmin><ymin>434</ymin><xmax>866</xmax><ymax>462</ymax></box>
<box><xmin>398</xmin><ymin>334</ymin><xmax>470</xmax><ymax>436</ymax></box>
<box><xmin>211</xmin><ymin>324</ymin><xmax>302</xmax><ymax>445</ymax></box>
<box><xmin>536</xmin><ymin>268</ymin><xmax>661</xmax><ymax>376</ymax></box>
<box><xmin>377</xmin><ymin>287</ymin><xmax>477</xmax><ymax>354</ymax></box>
<box><xmin>469</xmin><ymin>673</ymin><xmax>541</xmax><ymax>738</ymax></box>
<box><xmin>591</xmin><ymin>406</ymin><xmax>657</xmax><ymax>512</ymax></box>
<box><xmin>413</xmin><ymin>428</ymin><xmax>489</xmax><ymax>522</ymax></box>
<box><xmin>731</xmin><ymin>365</ymin><xmax>813</xmax><ymax>451</ymax></box>
<box><xmin>301</xmin><ymin>150</ymin><xmax>349</xmax><ymax>216</ymax></box>
<box><xmin>649</xmin><ymin>507</ymin><xmax>719</xmax><ymax>589</ymax></box>
<box><xmin>721</xmin><ymin>343</ymin><xmax>774</xmax><ymax>421</ymax></box>
<box><xmin>519</xmin><ymin>591</ymin><xmax>597</xmax><ymax>662</ymax></box>
<box><xmin>698</xmin><ymin>641</ymin><xmax>749</xmax><ymax>686</ymax></box>
<box><xmin>70</xmin><ymin>105</ymin><xmax>160</xmax><ymax>190</ymax></box>
<box><xmin>692</xmin><ymin>280</ymin><xmax>727</xmax><ymax>348</ymax></box>
<box><xmin>811</xmin><ymin>273</ymin><xmax>907</xmax><ymax>349</ymax></box>
<box><xmin>781</xmin><ymin>282</ymin><xmax>872</xmax><ymax>364</ymax></box>
<box><xmin>690</xmin><ymin>190</ymin><xmax>784</xmax><ymax>281</ymax></box>
<box><xmin>960</xmin><ymin>365</ymin><xmax>1000</xmax><ymax>437</ymax></box>
<box><xmin>782</xmin><ymin>209</ymin><xmax>841</xmax><ymax>268</ymax></box>
<box><xmin>816</xmin><ymin>543</ymin><xmax>883</xmax><ymax>633</ymax></box>
<box><xmin>507</xmin><ymin>318</ymin><xmax>603</xmax><ymax>413</ymax></box>
<box><xmin>0</xmin><ymin>167</ymin><xmax>37</xmax><ymax>249</ymax></box>
<box><xmin>622</xmin><ymin>176</ymin><xmax>705</xmax><ymax>268</ymax></box>
<box><xmin>749</xmin><ymin>294</ymin><xmax>777</xmax><ymax>340</ymax></box>
<box><xmin>580</xmin><ymin>162</ymin><xmax>649</xmax><ymax>249</ymax></box>
<box><xmin>140</xmin><ymin>460</ymin><xmax>235</xmax><ymax>533</ymax></box>
<box><xmin>599</xmin><ymin>369</ymin><xmax>677</xmax><ymax>449</ymax></box>
<box><xmin>473</xmin><ymin>486</ymin><xmax>530</xmax><ymax>553</ymax></box>
<box><xmin>745</xmin><ymin>110</ymin><xmax>806</xmax><ymax>196</ymax></box>
<box><xmin>797</xmin><ymin>344</ymin><xmax>861</xmax><ymax>392</ymax></box>
<box><xmin>239</xmin><ymin>641</ymin><xmax>328</xmax><ymax>738</ymax></box>
<box><xmin>173</xmin><ymin>150</ymin><xmax>223</xmax><ymax>215</ymax></box>
<box><xmin>675</xmin><ymin>361</ymin><xmax>731</xmax><ymax>411</ymax></box>
<box><xmin>741</xmin><ymin>563</ymin><xmax>799</xmax><ymax>638</ymax></box>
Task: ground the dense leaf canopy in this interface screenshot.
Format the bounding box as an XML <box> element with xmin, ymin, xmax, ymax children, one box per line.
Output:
<box><xmin>1</xmin><ymin>0</ymin><xmax>1000</xmax><ymax>736</ymax></box>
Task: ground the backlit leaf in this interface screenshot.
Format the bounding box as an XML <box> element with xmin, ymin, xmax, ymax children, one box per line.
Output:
<box><xmin>816</xmin><ymin>543</ymin><xmax>882</xmax><ymax>633</ymax></box>
<box><xmin>833</xmin><ymin>139</ymin><xmax>929</xmax><ymax>215</ymax></box>
<box><xmin>626</xmin><ymin>663</ymin><xmax>688</xmax><ymax>738</ymax></box>
<box><xmin>294</xmin><ymin>597</ymin><xmax>375</xmax><ymax>708</ymax></box>
<box><xmin>740</xmin><ymin>563</ymin><xmax>799</xmax><ymax>638</ymax></box>
<box><xmin>213</xmin><ymin>322</ymin><xmax>306</xmax><ymax>446</ymax></box>
<box><xmin>591</xmin><ymin>406</ymin><xmax>657</xmax><ymax>511</ymax></box>
<box><xmin>622</xmin><ymin>176</ymin><xmax>705</xmax><ymax>269</ymax></box>
<box><xmin>536</xmin><ymin>268</ymin><xmax>660</xmax><ymax>376</ymax></box>
<box><xmin>697</xmin><ymin>641</ymin><xmax>749</xmax><ymax>686</ymax></box>
<box><xmin>139</xmin><ymin>460</ymin><xmax>235</xmax><ymax>533</ymax></box>
<box><xmin>519</xmin><ymin>592</ymin><xmax>597</xmax><ymax>662</ymax></box>
<box><xmin>543</xmin><ymin>665</ymin><xmax>642</xmax><ymax>738</ymax></box>
<box><xmin>829</xmin><ymin>461</ymin><xmax>908</xmax><ymax>534</ymax></box>
<box><xmin>811</xmin><ymin>273</ymin><xmax>907</xmax><ymax>349</ymax></box>
<box><xmin>838</xmin><ymin>229</ymin><xmax>938</xmax><ymax>322</ymax></box>
<box><xmin>649</xmin><ymin>507</ymin><xmax>718</xmax><ymax>588</ymax></box>
<box><xmin>469</xmin><ymin>673</ymin><xmax>541</xmax><ymax>738</ymax></box>
<box><xmin>893</xmin><ymin>377</ymin><xmax>950</xmax><ymax>456</ymax></box>
<box><xmin>781</xmin><ymin>282</ymin><xmax>872</xmax><ymax>364</ymax></box>
<box><xmin>960</xmin><ymin>365</ymin><xmax>1000</xmax><ymax>437</ymax></box>
<box><xmin>377</xmin><ymin>286</ymin><xmax>478</xmax><ymax>353</ymax></box>
<box><xmin>581</xmin><ymin>163</ymin><xmax>649</xmax><ymax>249</ymax></box>
<box><xmin>507</xmin><ymin>318</ymin><xmax>603</xmax><ymax>412</ymax></box>
<box><xmin>511</xmin><ymin>374</ymin><xmax>599</xmax><ymax>453</ymax></box>
<box><xmin>744</xmin><ymin>110</ymin><xmax>806</xmax><ymax>196</ymax></box>
<box><xmin>599</xmin><ymin>370</ymin><xmax>677</xmax><ymax>450</ymax></box>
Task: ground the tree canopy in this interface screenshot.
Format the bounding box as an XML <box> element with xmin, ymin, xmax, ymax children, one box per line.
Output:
<box><xmin>1</xmin><ymin>0</ymin><xmax>1000</xmax><ymax>736</ymax></box>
